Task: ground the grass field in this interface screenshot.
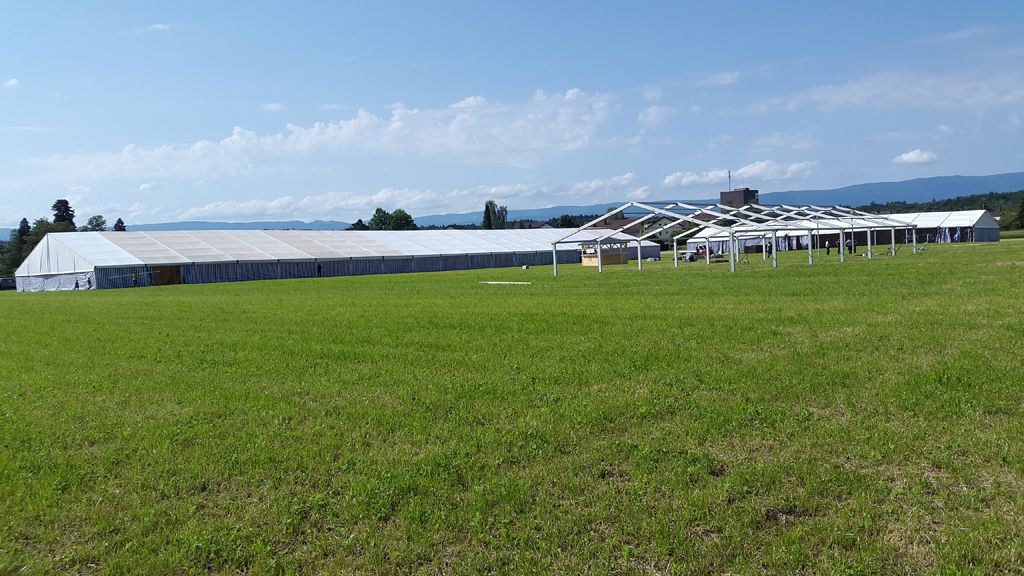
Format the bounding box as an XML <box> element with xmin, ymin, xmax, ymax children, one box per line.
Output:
<box><xmin>2</xmin><ymin>241</ymin><xmax>1024</xmax><ymax>574</ymax></box>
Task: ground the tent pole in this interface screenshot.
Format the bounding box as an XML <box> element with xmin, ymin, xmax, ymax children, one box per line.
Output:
<box><xmin>807</xmin><ymin>230</ymin><xmax>813</xmax><ymax>265</ymax></box>
<box><xmin>636</xmin><ymin>240</ymin><xmax>643</xmax><ymax>271</ymax></box>
<box><xmin>839</xmin><ymin>229</ymin><xmax>845</xmax><ymax>263</ymax></box>
<box><xmin>912</xmin><ymin>228</ymin><xmax>918</xmax><ymax>254</ymax></box>
<box><xmin>762</xmin><ymin>235</ymin><xmax>767</xmax><ymax>260</ymax></box>
<box><xmin>729</xmin><ymin>231</ymin><xmax>736</xmax><ymax>273</ymax></box>
<box><xmin>673</xmin><ymin>237</ymin><xmax>678</xmax><ymax>268</ymax></box>
<box><xmin>867</xmin><ymin>228</ymin><xmax>873</xmax><ymax>259</ymax></box>
<box><xmin>552</xmin><ymin>244</ymin><xmax>558</xmax><ymax>277</ymax></box>
<box><xmin>772</xmin><ymin>231</ymin><xmax>778</xmax><ymax>269</ymax></box>
<box><xmin>890</xmin><ymin>227</ymin><xmax>896</xmax><ymax>256</ymax></box>
<box><xmin>597</xmin><ymin>241</ymin><xmax>603</xmax><ymax>273</ymax></box>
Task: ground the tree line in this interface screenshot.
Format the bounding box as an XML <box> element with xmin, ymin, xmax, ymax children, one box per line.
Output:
<box><xmin>0</xmin><ymin>199</ymin><xmax>126</xmax><ymax>277</ymax></box>
<box><xmin>857</xmin><ymin>189</ymin><xmax>1024</xmax><ymax>230</ymax></box>
<box><xmin>345</xmin><ymin>207</ymin><xmax>418</xmax><ymax>231</ymax></box>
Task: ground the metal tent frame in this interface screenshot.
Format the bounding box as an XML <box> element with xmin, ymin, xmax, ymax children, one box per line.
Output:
<box><xmin>551</xmin><ymin>202</ymin><xmax>918</xmax><ymax>276</ymax></box>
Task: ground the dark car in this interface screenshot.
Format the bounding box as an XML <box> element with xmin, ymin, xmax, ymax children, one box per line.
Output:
<box><xmin>0</xmin><ymin>278</ymin><xmax>16</xmax><ymax>291</ymax></box>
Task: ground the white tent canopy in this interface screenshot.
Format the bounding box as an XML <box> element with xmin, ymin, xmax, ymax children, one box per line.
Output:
<box><xmin>16</xmin><ymin>229</ymin><xmax>660</xmax><ymax>291</ymax></box>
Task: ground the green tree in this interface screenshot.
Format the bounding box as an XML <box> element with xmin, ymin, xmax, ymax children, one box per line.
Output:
<box><xmin>1</xmin><ymin>219</ymin><xmax>31</xmax><ymax>276</ymax></box>
<box><xmin>556</xmin><ymin>214</ymin><xmax>576</xmax><ymax>228</ymax></box>
<box><xmin>386</xmin><ymin>209</ymin><xmax>417</xmax><ymax>230</ymax></box>
<box><xmin>482</xmin><ymin>201</ymin><xmax>494</xmax><ymax>229</ymax></box>
<box><xmin>494</xmin><ymin>204</ymin><xmax>508</xmax><ymax>229</ymax></box>
<box><xmin>51</xmin><ymin>199</ymin><xmax>76</xmax><ymax>227</ymax></box>
<box><xmin>481</xmin><ymin>200</ymin><xmax>507</xmax><ymax>229</ymax></box>
<box><xmin>1016</xmin><ymin>196</ymin><xmax>1024</xmax><ymax>229</ymax></box>
<box><xmin>113</xmin><ymin>218</ymin><xmax>127</xmax><ymax>232</ymax></box>
<box><xmin>346</xmin><ymin>219</ymin><xmax>369</xmax><ymax>230</ymax></box>
<box><xmin>80</xmin><ymin>215</ymin><xmax>107</xmax><ymax>232</ymax></box>
<box><xmin>368</xmin><ymin>208</ymin><xmax>390</xmax><ymax>230</ymax></box>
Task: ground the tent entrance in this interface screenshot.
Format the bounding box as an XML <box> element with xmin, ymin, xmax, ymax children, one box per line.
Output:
<box><xmin>151</xmin><ymin>266</ymin><xmax>182</xmax><ymax>286</ymax></box>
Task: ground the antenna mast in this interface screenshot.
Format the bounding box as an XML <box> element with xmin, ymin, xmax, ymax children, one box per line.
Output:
<box><xmin>728</xmin><ymin>169</ymin><xmax>732</xmax><ymax>191</ymax></box>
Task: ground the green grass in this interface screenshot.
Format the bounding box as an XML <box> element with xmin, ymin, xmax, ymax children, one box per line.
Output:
<box><xmin>2</xmin><ymin>241</ymin><xmax>1024</xmax><ymax>574</ymax></box>
<box><xmin>1000</xmin><ymin>229</ymin><xmax>1024</xmax><ymax>239</ymax></box>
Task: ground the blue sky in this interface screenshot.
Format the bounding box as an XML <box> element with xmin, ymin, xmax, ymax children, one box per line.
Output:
<box><xmin>2</xmin><ymin>1</ymin><xmax>1022</xmax><ymax>226</ymax></box>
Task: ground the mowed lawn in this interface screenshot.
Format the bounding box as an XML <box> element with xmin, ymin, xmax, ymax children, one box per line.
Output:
<box><xmin>2</xmin><ymin>241</ymin><xmax>1023</xmax><ymax>574</ymax></box>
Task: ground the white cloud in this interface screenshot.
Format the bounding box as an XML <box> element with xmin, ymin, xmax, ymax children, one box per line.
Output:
<box><xmin>935</xmin><ymin>124</ymin><xmax>953</xmax><ymax>137</ymax></box>
<box><xmin>23</xmin><ymin>89</ymin><xmax>613</xmax><ymax>183</ymax></box>
<box><xmin>260</xmin><ymin>102</ymin><xmax>286</xmax><ymax>112</ymax></box>
<box><xmin>664</xmin><ymin>160</ymin><xmax>815</xmax><ymax>187</ymax></box>
<box><xmin>892</xmin><ymin>149</ymin><xmax>937</xmax><ymax>164</ymax></box>
<box><xmin>637</xmin><ymin>105</ymin><xmax>676</xmax><ymax>130</ymax></box>
<box><xmin>626</xmin><ymin>186</ymin><xmax>650</xmax><ymax>200</ymax></box>
<box><xmin>176</xmin><ymin>172</ymin><xmax>643</xmax><ymax>222</ymax></box>
<box><xmin>663</xmin><ymin>168</ymin><xmax>730</xmax><ymax>187</ymax></box>
<box><xmin>318</xmin><ymin>103</ymin><xmax>343</xmax><ymax>111</ymax></box>
<box><xmin>697</xmin><ymin>72</ymin><xmax>740</xmax><ymax>86</ymax></box>
<box><xmin>753</xmin><ymin>132</ymin><xmax>821</xmax><ymax>151</ymax></box>
<box><xmin>138</xmin><ymin>181</ymin><xmax>166</xmax><ymax>192</ymax></box>
<box><xmin>753</xmin><ymin>69</ymin><xmax>1024</xmax><ymax>111</ymax></box>
<box><xmin>3</xmin><ymin>78</ymin><xmax>18</xmax><ymax>88</ymax></box>
<box><xmin>643</xmin><ymin>86</ymin><xmax>662</xmax><ymax>102</ymax></box>
<box><xmin>121</xmin><ymin>23</ymin><xmax>172</xmax><ymax>34</ymax></box>
<box><xmin>451</xmin><ymin>95</ymin><xmax>486</xmax><ymax>108</ymax></box>
<box><xmin>936</xmin><ymin>26</ymin><xmax>992</xmax><ymax>41</ymax></box>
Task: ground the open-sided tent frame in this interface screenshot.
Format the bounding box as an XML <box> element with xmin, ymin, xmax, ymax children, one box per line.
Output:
<box><xmin>551</xmin><ymin>202</ymin><xmax>918</xmax><ymax>276</ymax></box>
<box><xmin>674</xmin><ymin>204</ymin><xmax>918</xmax><ymax>269</ymax></box>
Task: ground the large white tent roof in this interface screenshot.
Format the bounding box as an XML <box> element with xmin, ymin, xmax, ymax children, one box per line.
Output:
<box><xmin>686</xmin><ymin>209</ymin><xmax>998</xmax><ymax>241</ymax></box>
<box><xmin>16</xmin><ymin>229</ymin><xmax>655</xmax><ymax>277</ymax></box>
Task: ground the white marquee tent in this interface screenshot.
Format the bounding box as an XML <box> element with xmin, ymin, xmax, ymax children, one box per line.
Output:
<box><xmin>15</xmin><ymin>229</ymin><xmax>660</xmax><ymax>292</ymax></box>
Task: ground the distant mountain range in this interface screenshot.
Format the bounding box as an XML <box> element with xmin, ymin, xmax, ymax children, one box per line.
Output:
<box><xmin>127</xmin><ymin>219</ymin><xmax>351</xmax><ymax>231</ymax></box>
<box><xmin>3</xmin><ymin>172</ymin><xmax>1022</xmax><ymax>237</ymax></box>
<box><xmin>415</xmin><ymin>172</ymin><xmax>1024</xmax><ymax>225</ymax></box>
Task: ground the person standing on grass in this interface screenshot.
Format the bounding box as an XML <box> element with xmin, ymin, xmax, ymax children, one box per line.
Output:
<box><xmin>825</xmin><ymin>240</ymin><xmax>831</xmax><ymax>255</ymax></box>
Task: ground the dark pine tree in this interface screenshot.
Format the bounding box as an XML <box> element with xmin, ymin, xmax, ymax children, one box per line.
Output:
<box><xmin>51</xmin><ymin>199</ymin><xmax>76</xmax><ymax>227</ymax></box>
<box><xmin>113</xmin><ymin>218</ymin><xmax>127</xmax><ymax>231</ymax></box>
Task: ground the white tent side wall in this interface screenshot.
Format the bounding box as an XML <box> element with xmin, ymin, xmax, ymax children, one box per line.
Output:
<box><xmin>15</xmin><ymin>235</ymin><xmax>98</xmax><ymax>292</ymax></box>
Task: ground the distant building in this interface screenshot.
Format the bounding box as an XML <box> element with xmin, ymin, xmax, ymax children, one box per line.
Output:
<box><xmin>720</xmin><ymin>187</ymin><xmax>759</xmax><ymax>208</ymax></box>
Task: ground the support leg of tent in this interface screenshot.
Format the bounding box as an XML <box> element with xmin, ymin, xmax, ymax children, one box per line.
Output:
<box><xmin>867</xmin><ymin>229</ymin><xmax>873</xmax><ymax>259</ymax></box>
<box><xmin>762</xmin><ymin>235</ymin><xmax>767</xmax><ymax>260</ymax></box>
<box><xmin>705</xmin><ymin>238</ymin><xmax>711</xmax><ymax>265</ymax></box>
<box><xmin>729</xmin><ymin>232</ymin><xmax>736</xmax><ymax>273</ymax></box>
<box><xmin>839</xmin><ymin>229</ymin><xmax>846</xmax><ymax>263</ymax></box>
<box><xmin>912</xmin><ymin>228</ymin><xmax>918</xmax><ymax>254</ymax></box>
<box><xmin>807</xmin><ymin>231</ymin><xmax>813</xmax><ymax>265</ymax></box>
<box><xmin>772</xmin><ymin>231</ymin><xmax>779</xmax><ymax>269</ymax></box>
<box><xmin>673</xmin><ymin>237</ymin><xmax>678</xmax><ymax>268</ymax></box>
<box><xmin>552</xmin><ymin>245</ymin><xmax>558</xmax><ymax>277</ymax></box>
<box><xmin>597</xmin><ymin>242</ymin><xmax>603</xmax><ymax>273</ymax></box>
<box><xmin>636</xmin><ymin>240</ymin><xmax>643</xmax><ymax>271</ymax></box>
<box><xmin>890</xmin><ymin>227</ymin><xmax>896</xmax><ymax>256</ymax></box>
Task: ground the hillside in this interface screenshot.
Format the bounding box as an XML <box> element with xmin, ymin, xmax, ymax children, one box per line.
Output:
<box><xmin>855</xmin><ymin>189</ymin><xmax>1024</xmax><ymax>215</ymax></box>
<box><xmin>415</xmin><ymin>172</ymin><xmax>1024</xmax><ymax>226</ymax></box>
